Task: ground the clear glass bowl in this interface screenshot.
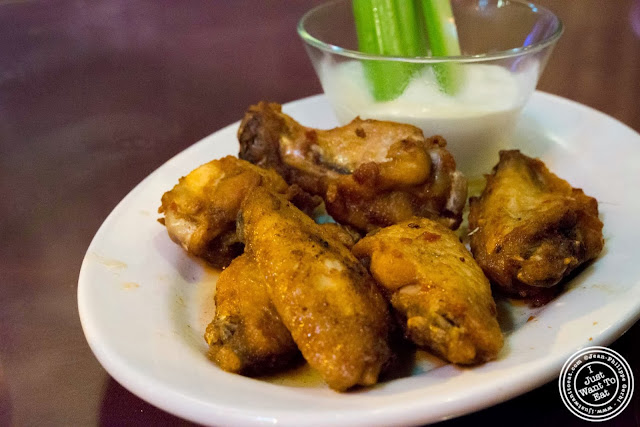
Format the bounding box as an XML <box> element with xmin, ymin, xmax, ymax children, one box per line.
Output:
<box><xmin>298</xmin><ymin>0</ymin><xmax>563</xmax><ymax>176</ymax></box>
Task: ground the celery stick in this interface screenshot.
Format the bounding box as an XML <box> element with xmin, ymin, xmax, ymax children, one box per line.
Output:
<box><xmin>394</xmin><ymin>1</ymin><xmax>428</xmax><ymax>58</ymax></box>
<box><xmin>420</xmin><ymin>0</ymin><xmax>463</xmax><ymax>95</ymax></box>
<box><xmin>353</xmin><ymin>0</ymin><xmax>426</xmax><ymax>101</ymax></box>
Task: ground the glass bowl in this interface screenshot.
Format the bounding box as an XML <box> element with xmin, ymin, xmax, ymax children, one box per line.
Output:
<box><xmin>298</xmin><ymin>0</ymin><xmax>563</xmax><ymax>176</ymax></box>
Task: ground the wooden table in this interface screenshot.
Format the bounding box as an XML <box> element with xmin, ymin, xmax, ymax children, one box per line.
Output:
<box><xmin>1</xmin><ymin>1</ymin><xmax>638</xmax><ymax>425</ymax></box>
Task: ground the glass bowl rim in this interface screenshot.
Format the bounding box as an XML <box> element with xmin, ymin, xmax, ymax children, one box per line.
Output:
<box><xmin>297</xmin><ymin>0</ymin><xmax>564</xmax><ymax>63</ymax></box>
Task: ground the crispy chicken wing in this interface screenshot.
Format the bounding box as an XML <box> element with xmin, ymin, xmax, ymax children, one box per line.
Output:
<box><xmin>352</xmin><ymin>218</ymin><xmax>503</xmax><ymax>364</ymax></box>
<box><xmin>159</xmin><ymin>155</ymin><xmax>318</xmax><ymax>268</ymax></box>
<box><xmin>318</xmin><ymin>222</ymin><xmax>361</xmax><ymax>249</ymax></box>
<box><xmin>240</xmin><ymin>189</ymin><xmax>392</xmax><ymax>391</ymax></box>
<box><xmin>204</xmin><ymin>254</ymin><xmax>299</xmax><ymax>375</ymax></box>
<box><xmin>238</xmin><ymin>102</ymin><xmax>467</xmax><ymax>232</ymax></box>
<box><xmin>468</xmin><ymin>150</ymin><xmax>604</xmax><ymax>303</ymax></box>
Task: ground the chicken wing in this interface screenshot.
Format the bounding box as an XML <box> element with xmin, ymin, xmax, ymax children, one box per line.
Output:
<box><xmin>159</xmin><ymin>155</ymin><xmax>319</xmax><ymax>268</ymax></box>
<box><xmin>468</xmin><ymin>150</ymin><xmax>604</xmax><ymax>303</ymax></box>
<box><xmin>238</xmin><ymin>102</ymin><xmax>467</xmax><ymax>232</ymax></box>
<box><xmin>240</xmin><ymin>189</ymin><xmax>392</xmax><ymax>391</ymax></box>
<box><xmin>318</xmin><ymin>222</ymin><xmax>361</xmax><ymax>249</ymax></box>
<box><xmin>352</xmin><ymin>218</ymin><xmax>503</xmax><ymax>364</ymax></box>
<box><xmin>204</xmin><ymin>254</ymin><xmax>299</xmax><ymax>375</ymax></box>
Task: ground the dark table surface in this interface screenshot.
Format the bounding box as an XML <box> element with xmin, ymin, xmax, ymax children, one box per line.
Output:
<box><xmin>1</xmin><ymin>1</ymin><xmax>639</xmax><ymax>425</ymax></box>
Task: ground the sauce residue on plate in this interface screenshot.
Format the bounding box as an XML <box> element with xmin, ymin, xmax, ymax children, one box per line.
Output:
<box><xmin>258</xmin><ymin>344</ymin><xmax>448</xmax><ymax>388</ymax></box>
<box><xmin>122</xmin><ymin>281</ymin><xmax>139</xmax><ymax>290</ymax></box>
<box><xmin>196</xmin><ymin>265</ymin><xmax>220</xmax><ymax>330</ymax></box>
<box><xmin>90</xmin><ymin>252</ymin><xmax>127</xmax><ymax>270</ymax></box>
<box><xmin>259</xmin><ymin>362</ymin><xmax>325</xmax><ymax>388</ymax></box>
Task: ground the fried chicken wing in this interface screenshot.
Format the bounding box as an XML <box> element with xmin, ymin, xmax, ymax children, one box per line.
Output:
<box><xmin>318</xmin><ymin>222</ymin><xmax>361</xmax><ymax>249</ymax></box>
<box><xmin>352</xmin><ymin>218</ymin><xmax>503</xmax><ymax>364</ymax></box>
<box><xmin>240</xmin><ymin>189</ymin><xmax>392</xmax><ymax>391</ymax></box>
<box><xmin>159</xmin><ymin>155</ymin><xmax>319</xmax><ymax>268</ymax></box>
<box><xmin>238</xmin><ymin>102</ymin><xmax>467</xmax><ymax>232</ymax></box>
<box><xmin>204</xmin><ymin>254</ymin><xmax>299</xmax><ymax>375</ymax></box>
<box><xmin>468</xmin><ymin>150</ymin><xmax>604</xmax><ymax>302</ymax></box>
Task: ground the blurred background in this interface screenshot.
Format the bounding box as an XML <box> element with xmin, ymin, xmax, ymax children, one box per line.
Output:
<box><xmin>1</xmin><ymin>1</ymin><xmax>638</xmax><ymax>425</ymax></box>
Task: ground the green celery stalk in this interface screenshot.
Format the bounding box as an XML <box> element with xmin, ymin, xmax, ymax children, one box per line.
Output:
<box><xmin>353</xmin><ymin>0</ymin><xmax>427</xmax><ymax>101</ymax></box>
<box><xmin>394</xmin><ymin>1</ymin><xmax>428</xmax><ymax>58</ymax></box>
<box><xmin>419</xmin><ymin>0</ymin><xmax>463</xmax><ymax>95</ymax></box>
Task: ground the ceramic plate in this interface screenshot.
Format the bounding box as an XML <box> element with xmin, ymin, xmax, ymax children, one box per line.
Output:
<box><xmin>78</xmin><ymin>92</ymin><xmax>640</xmax><ymax>426</ymax></box>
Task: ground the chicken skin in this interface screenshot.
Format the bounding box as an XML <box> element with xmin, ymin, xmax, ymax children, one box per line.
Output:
<box><xmin>204</xmin><ymin>254</ymin><xmax>299</xmax><ymax>375</ymax></box>
<box><xmin>318</xmin><ymin>222</ymin><xmax>361</xmax><ymax>249</ymax></box>
<box><xmin>352</xmin><ymin>218</ymin><xmax>503</xmax><ymax>364</ymax></box>
<box><xmin>238</xmin><ymin>102</ymin><xmax>467</xmax><ymax>232</ymax></box>
<box><xmin>240</xmin><ymin>189</ymin><xmax>392</xmax><ymax>391</ymax></box>
<box><xmin>468</xmin><ymin>150</ymin><xmax>604</xmax><ymax>303</ymax></box>
<box><xmin>159</xmin><ymin>155</ymin><xmax>318</xmax><ymax>268</ymax></box>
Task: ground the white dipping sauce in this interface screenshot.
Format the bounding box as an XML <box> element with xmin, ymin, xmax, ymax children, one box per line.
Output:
<box><xmin>319</xmin><ymin>61</ymin><xmax>538</xmax><ymax>177</ymax></box>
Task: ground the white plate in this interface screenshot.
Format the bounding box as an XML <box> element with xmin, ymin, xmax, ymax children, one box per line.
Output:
<box><xmin>78</xmin><ymin>92</ymin><xmax>640</xmax><ymax>427</ymax></box>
